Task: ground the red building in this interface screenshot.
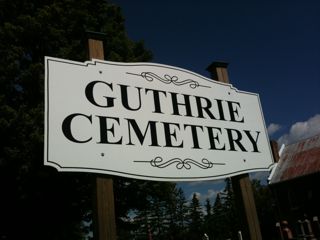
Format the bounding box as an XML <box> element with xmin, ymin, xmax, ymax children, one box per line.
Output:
<box><xmin>269</xmin><ymin>133</ymin><xmax>320</xmax><ymax>239</ymax></box>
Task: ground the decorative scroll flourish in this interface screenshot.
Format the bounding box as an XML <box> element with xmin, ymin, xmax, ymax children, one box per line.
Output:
<box><xmin>127</xmin><ymin>72</ymin><xmax>210</xmax><ymax>89</ymax></box>
<box><xmin>134</xmin><ymin>157</ymin><xmax>225</xmax><ymax>170</ymax></box>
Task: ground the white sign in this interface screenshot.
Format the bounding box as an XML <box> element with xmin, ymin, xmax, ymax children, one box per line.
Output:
<box><xmin>44</xmin><ymin>57</ymin><xmax>274</xmax><ymax>181</ymax></box>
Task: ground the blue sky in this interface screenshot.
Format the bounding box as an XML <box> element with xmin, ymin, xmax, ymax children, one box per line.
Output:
<box><xmin>112</xmin><ymin>0</ymin><xmax>320</xmax><ymax>203</ymax></box>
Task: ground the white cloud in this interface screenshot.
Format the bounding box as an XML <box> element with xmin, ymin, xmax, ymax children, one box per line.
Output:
<box><xmin>277</xmin><ymin>114</ymin><xmax>320</xmax><ymax>146</ymax></box>
<box><xmin>267</xmin><ymin>123</ymin><xmax>281</xmax><ymax>136</ymax></box>
<box><xmin>188</xmin><ymin>192</ymin><xmax>201</xmax><ymax>200</ymax></box>
<box><xmin>188</xmin><ymin>188</ymin><xmax>223</xmax><ymax>203</ymax></box>
<box><xmin>205</xmin><ymin>189</ymin><xmax>219</xmax><ymax>200</ymax></box>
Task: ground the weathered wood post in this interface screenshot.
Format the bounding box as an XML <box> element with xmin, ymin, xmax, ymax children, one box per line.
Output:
<box><xmin>207</xmin><ymin>61</ymin><xmax>263</xmax><ymax>240</ymax></box>
<box><xmin>87</xmin><ymin>31</ymin><xmax>117</xmax><ymax>240</ymax></box>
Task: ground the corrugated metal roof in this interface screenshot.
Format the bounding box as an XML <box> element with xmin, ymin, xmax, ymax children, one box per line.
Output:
<box><xmin>269</xmin><ymin>133</ymin><xmax>320</xmax><ymax>184</ymax></box>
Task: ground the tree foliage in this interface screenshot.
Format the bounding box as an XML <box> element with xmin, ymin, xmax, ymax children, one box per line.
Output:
<box><xmin>187</xmin><ymin>193</ymin><xmax>203</xmax><ymax>239</ymax></box>
<box><xmin>252</xmin><ymin>179</ymin><xmax>278</xmax><ymax>240</ymax></box>
<box><xmin>0</xmin><ymin>0</ymin><xmax>152</xmax><ymax>239</ymax></box>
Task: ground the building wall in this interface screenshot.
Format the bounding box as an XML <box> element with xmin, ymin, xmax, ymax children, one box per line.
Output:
<box><xmin>269</xmin><ymin>172</ymin><xmax>320</xmax><ymax>238</ymax></box>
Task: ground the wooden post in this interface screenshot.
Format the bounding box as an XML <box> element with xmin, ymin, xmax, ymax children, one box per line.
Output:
<box><xmin>207</xmin><ymin>61</ymin><xmax>263</xmax><ymax>240</ymax></box>
<box><xmin>270</xmin><ymin>140</ymin><xmax>280</xmax><ymax>162</ymax></box>
<box><xmin>87</xmin><ymin>31</ymin><xmax>117</xmax><ymax>240</ymax></box>
<box><xmin>206</xmin><ymin>61</ymin><xmax>230</xmax><ymax>84</ymax></box>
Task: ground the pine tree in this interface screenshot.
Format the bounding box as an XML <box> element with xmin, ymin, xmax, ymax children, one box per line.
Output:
<box><xmin>203</xmin><ymin>198</ymin><xmax>213</xmax><ymax>239</ymax></box>
<box><xmin>251</xmin><ymin>179</ymin><xmax>277</xmax><ymax>239</ymax></box>
<box><xmin>205</xmin><ymin>198</ymin><xmax>212</xmax><ymax>217</ymax></box>
<box><xmin>118</xmin><ymin>180</ymin><xmax>183</xmax><ymax>240</ymax></box>
<box><xmin>212</xmin><ymin>193</ymin><xmax>225</xmax><ymax>239</ymax></box>
<box><xmin>169</xmin><ymin>187</ymin><xmax>188</xmax><ymax>239</ymax></box>
<box><xmin>187</xmin><ymin>193</ymin><xmax>204</xmax><ymax>240</ymax></box>
<box><xmin>221</xmin><ymin>178</ymin><xmax>240</xmax><ymax>239</ymax></box>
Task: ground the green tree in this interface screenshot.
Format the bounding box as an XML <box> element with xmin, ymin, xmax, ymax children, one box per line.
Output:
<box><xmin>221</xmin><ymin>178</ymin><xmax>240</xmax><ymax>239</ymax></box>
<box><xmin>123</xmin><ymin>181</ymin><xmax>186</xmax><ymax>240</ymax></box>
<box><xmin>187</xmin><ymin>193</ymin><xmax>204</xmax><ymax>240</ymax></box>
<box><xmin>252</xmin><ymin>179</ymin><xmax>278</xmax><ymax>240</ymax></box>
<box><xmin>203</xmin><ymin>198</ymin><xmax>213</xmax><ymax>239</ymax></box>
<box><xmin>210</xmin><ymin>178</ymin><xmax>240</xmax><ymax>240</ymax></box>
<box><xmin>205</xmin><ymin>198</ymin><xmax>212</xmax><ymax>217</ymax></box>
<box><xmin>0</xmin><ymin>0</ymin><xmax>152</xmax><ymax>239</ymax></box>
<box><xmin>167</xmin><ymin>187</ymin><xmax>188</xmax><ymax>240</ymax></box>
<box><xmin>212</xmin><ymin>193</ymin><xmax>225</xmax><ymax>239</ymax></box>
